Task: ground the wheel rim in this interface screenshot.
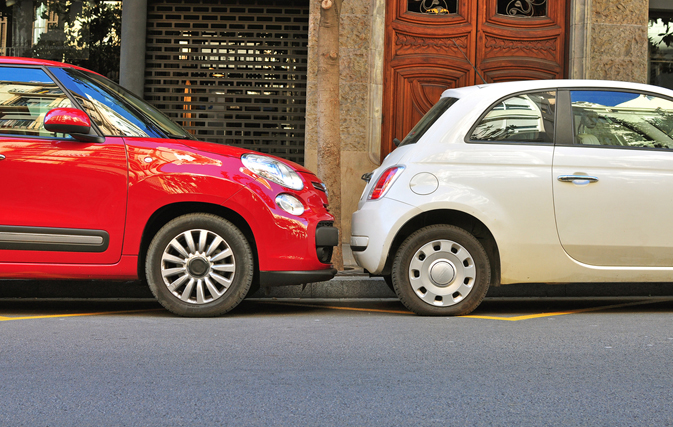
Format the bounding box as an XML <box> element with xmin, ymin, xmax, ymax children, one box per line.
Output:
<box><xmin>160</xmin><ymin>229</ymin><xmax>236</xmax><ymax>304</ymax></box>
<box><xmin>408</xmin><ymin>239</ymin><xmax>476</xmax><ymax>307</ymax></box>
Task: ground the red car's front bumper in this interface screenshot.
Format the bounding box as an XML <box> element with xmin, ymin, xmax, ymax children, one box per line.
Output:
<box><xmin>225</xmin><ymin>169</ymin><xmax>339</xmax><ymax>285</ymax></box>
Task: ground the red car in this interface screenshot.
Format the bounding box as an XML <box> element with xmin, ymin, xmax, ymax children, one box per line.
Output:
<box><xmin>0</xmin><ymin>58</ymin><xmax>338</xmax><ymax>316</ymax></box>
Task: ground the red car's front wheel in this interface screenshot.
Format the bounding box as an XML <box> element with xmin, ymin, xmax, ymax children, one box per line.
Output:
<box><xmin>146</xmin><ymin>213</ymin><xmax>254</xmax><ymax>317</ymax></box>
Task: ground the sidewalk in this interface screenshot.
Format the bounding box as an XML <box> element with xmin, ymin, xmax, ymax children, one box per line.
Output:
<box><xmin>2</xmin><ymin>245</ymin><xmax>673</xmax><ymax>299</ymax></box>
<box><xmin>250</xmin><ymin>243</ymin><xmax>391</xmax><ymax>298</ymax></box>
<box><xmin>252</xmin><ymin>244</ymin><xmax>673</xmax><ymax>299</ymax></box>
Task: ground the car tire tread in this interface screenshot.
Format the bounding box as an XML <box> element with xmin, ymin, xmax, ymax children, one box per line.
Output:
<box><xmin>391</xmin><ymin>224</ymin><xmax>490</xmax><ymax>316</ymax></box>
<box><xmin>145</xmin><ymin>213</ymin><xmax>254</xmax><ymax>317</ymax></box>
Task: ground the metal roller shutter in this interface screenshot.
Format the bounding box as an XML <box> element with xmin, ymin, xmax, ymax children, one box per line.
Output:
<box><xmin>145</xmin><ymin>0</ymin><xmax>309</xmax><ymax>164</ymax></box>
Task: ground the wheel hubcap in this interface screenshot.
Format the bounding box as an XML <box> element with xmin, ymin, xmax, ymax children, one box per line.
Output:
<box><xmin>187</xmin><ymin>257</ymin><xmax>209</xmax><ymax>277</ymax></box>
<box><xmin>409</xmin><ymin>239</ymin><xmax>476</xmax><ymax>307</ymax></box>
<box><xmin>160</xmin><ymin>229</ymin><xmax>236</xmax><ymax>305</ymax></box>
<box><xmin>429</xmin><ymin>260</ymin><xmax>456</xmax><ymax>287</ymax></box>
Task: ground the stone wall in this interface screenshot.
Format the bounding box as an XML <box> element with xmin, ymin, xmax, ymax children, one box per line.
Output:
<box><xmin>570</xmin><ymin>0</ymin><xmax>649</xmax><ymax>82</ymax></box>
<box><xmin>305</xmin><ymin>0</ymin><xmax>384</xmax><ymax>244</ymax></box>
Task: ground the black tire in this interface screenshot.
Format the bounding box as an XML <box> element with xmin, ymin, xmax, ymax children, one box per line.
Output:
<box><xmin>391</xmin><ymin>224</ymin><xmax>490</xmax><ymax>316</ymax></box>
<box><xmin>146</xmin><ymin>213</ymin><xmax>254</xmax><ymax>317</ymax></box>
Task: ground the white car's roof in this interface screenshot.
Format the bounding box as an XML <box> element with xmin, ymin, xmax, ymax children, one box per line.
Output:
<box><xmin>441</xmin><ymin>79</ymin><xmax>673</xmax><ymax>100</ymax></box>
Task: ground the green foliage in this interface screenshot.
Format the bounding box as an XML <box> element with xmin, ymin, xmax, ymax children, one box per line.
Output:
<box><xmin>68</xmin><ymin>0</ymin><xmax>122</xmax><ymax>80</ymax></box>
<box><xmin>658</xmin><ymin>17</ymin><xmax>673</xmax><ymax>48</ymax></box>
<box><xmin>31</xmin><ymin>0</ymin><xmax>122</xmax><ymax>81</ymax></box>
<box><xmin>649</xmin><ymin>16</ymin><xmax>673</xmax><ymax>51</ymax></box>
<box><xmin>649</xmin><ymin>16</ymin><xmax>673</xmax><ymax>86</ymax></box>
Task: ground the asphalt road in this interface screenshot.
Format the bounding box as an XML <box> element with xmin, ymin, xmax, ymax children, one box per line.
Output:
<box><xmin>1</xmin><ymin>297</ymin><xmax>672</xmax><ymax>426</ymax></box>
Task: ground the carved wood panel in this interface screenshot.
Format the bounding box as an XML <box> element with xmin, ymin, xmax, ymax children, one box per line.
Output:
<box><xmin>382</xmin><ymin>0</ymin><xmax>567</xmax><ymax>159</ymax></box>
<box><xmin>382</xmin><ymin>0</ymin><xmax>477</xmax><ymax>157</ymax></box>
<box><xmin>477</xmin><ymin>0</ymin><xmax>565</xmax><ymax>83</ymax></box>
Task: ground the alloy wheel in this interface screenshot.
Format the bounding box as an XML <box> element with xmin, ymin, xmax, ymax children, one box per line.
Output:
<box><xmin>160</xmin><ymin>229</ymin><xmax>236</xmax><ymax>304</ymax></box>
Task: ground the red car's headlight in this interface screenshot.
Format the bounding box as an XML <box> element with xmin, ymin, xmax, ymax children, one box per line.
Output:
<box><xmin>241</xmin><ymin>153</ymin><xmax>304</xmax><ymax>190</ymax></box>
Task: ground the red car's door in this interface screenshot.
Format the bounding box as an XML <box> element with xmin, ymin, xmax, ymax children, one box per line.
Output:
<box><xmin>0</xmin><ymin>66</ymin><xmax>127</xmax><ymax>264</ymax></box>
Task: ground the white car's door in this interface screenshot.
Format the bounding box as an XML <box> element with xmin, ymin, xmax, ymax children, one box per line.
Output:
<box><xmin>553</xmin><ymin>89</ymin><xmax>673</xmax><ymax>267</ymax></box>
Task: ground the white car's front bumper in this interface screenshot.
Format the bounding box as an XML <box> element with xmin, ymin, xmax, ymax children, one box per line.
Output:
<box><xmin>350</xmin><ymin>197</ymin><xmax>421</xmax><ymax>274</ymax></box>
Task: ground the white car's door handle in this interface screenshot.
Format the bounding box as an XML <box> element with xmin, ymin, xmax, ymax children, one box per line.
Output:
<box><xmin>557</xmin><ymin>174</ymin><xmax>598</xmax><ymax>184</ymax></box>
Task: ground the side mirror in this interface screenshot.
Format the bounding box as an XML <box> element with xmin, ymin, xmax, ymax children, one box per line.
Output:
<box><xmin>44</xmin><ymin>108</ymin><xmax>104</xmax><ymax>143</ymax></box>
<box><xmin>393</xmin><ymin>138</ymin><xmax>402</xmax><ymax>147</ymax></box>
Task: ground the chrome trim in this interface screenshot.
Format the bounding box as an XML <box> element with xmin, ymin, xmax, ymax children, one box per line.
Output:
<box><xmin>558</xmin><ymin>175</ymin><xmax>599</xmax><ymax>184</ymax></box>
<box><xmin>0</xmin><ymin>232</ymin><xmax>103</xmax><ymax>245</ymax></box>
<box><xmin>311</xmin><ymin>181</ymin><xmax>327</xmax><ymax>192</ymax></box>
<box><xmin>0</xmin><ymin>154</ymin><xmax>5</xmax><ymax>160</ymax></box>
<box><xmin>0</xmin><ymin>225</ymin><xmax>109</xmax><ymax>252</ymax></box>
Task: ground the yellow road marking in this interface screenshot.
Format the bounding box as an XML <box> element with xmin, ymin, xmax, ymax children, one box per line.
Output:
<box><xmin>1</xmin><ymin>298</ymin><xmax>670</xmax><ymax>321</ymax></box>
<box><xmin>463</xmin><ymin>298</ymin><xmax>672</xmax><ymax>321</ymax></box>
<box><xmin>259</xmin><ymin>298</ymin><xmax>673</xmax><ymax>321</ymax></box>
<box><xmin>0</xmin><ymin>308</ymin><xmax>162</xmax><ymax>322</ymax></box>
<box><xmin>258</xmin><ymin>300</ymin><xmax>413</xmax><ymax>315</ymax></box>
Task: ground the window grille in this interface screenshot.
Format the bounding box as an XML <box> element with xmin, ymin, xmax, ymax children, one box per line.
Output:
<box><xmin>146</xmin><ymin>0</ymin><xmax>309</xmax><ymax>164</ymax></box>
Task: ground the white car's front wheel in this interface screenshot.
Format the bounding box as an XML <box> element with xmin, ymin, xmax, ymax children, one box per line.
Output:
<box><xmin>392</xmin><ymin>225</ymin><xmax>491</xmax><ymax>316</ymax></box>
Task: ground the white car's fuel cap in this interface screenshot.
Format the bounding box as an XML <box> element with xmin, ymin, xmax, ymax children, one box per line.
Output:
<box><xmin>409</xmin><ymin>172</ymin><xmax>439</xmax><ymax>195</ymax></box>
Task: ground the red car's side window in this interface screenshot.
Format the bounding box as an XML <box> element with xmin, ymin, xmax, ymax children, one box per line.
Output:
<box><xmin>0</xmin><ymin>67</ymin><xmax>73</xmax><ymax>139</ymax></box>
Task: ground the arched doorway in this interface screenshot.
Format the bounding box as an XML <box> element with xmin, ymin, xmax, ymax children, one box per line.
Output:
<box><xmin>381</xmin><ymin>0</ymin><xmax>567</xmax><ymax>158</ymax></box>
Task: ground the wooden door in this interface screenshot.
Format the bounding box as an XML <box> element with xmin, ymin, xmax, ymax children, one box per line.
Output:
<box><xmin>381</xmin><ymin>0</ymin><xmax>567</xmax><ymax>158</ymax></box>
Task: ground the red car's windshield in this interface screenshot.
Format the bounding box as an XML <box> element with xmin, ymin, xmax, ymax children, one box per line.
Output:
<box><xmin>50</xmin><ymin>67</ymin><xmax>195</xmax><ymax>140</ymax></box>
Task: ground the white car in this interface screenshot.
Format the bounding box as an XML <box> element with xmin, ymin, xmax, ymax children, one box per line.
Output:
<box><xmin>351</xmin><ymin>79</ymin><xmax>673</xmax><ymax>316</ymax></box>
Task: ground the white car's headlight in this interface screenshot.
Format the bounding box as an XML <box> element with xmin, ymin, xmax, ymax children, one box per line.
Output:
<box><xmin>241</xmin><ymin>154</ymin><xmax>304</xmax><ymax>190</ymax></box>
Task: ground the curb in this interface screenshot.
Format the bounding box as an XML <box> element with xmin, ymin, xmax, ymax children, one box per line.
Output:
<box><xmin>3</xmin><ymin>274</ymin><xmax>673</xmax><ymax>299</ymax></box>
<box><xmin>251</xmin><ymin>275</ymin><xmax>394</xmax><ymax>299</ymax></box>
<box><xmin>253</xmin><ymin>274</ymin><xmax>673</xmax><ymax>299</ymax></box>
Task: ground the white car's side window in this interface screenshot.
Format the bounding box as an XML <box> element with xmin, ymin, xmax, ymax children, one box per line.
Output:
<box><xmin>470</xmin><ymin>91</ymin><xmax>556</xmax><ymax>143</ymax></box>
<box><xmin>399</xmin><ymin>97</ymin><xmax>458</xmax><ymax>147</ymax></box>
<box><xmin>571</xmin><ymin>90</ymin><xmax>673</xmax><ymax>149</ymax></box>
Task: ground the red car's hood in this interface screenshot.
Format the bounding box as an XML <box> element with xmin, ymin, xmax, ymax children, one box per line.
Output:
<box><xmin>179</xmin><ymin>139</ymin><xmax>317</xmax><ymax>176</ymax></box>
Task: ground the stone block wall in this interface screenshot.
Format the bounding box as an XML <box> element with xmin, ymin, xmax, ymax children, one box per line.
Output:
<box><xmin>305</xmin><ymin>0</ymin><xmax>384</xmax><ymax>244</ymax></box>
<box><xmin>570</xmin><ymin>0</ymin><xmax>649</xmax><ymax>82</ymax></box>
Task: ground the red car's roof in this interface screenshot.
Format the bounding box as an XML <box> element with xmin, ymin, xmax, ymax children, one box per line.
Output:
<box><xmin>0</xmin><ymin>57</ymin><xmax>75</xmax><ymax>66</ymax></box>
<box><xmin>0</xmin><ymin>57</ymin><xmax>98</xmax><ymax>74</ymax></box>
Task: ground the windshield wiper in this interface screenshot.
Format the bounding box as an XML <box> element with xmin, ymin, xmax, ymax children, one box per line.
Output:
<box><xmin>166</xmin><ymin>133</ymin><xmax>194</xmax><ymax>139</ymax></box>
